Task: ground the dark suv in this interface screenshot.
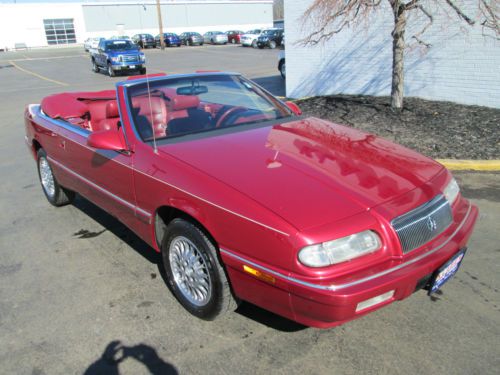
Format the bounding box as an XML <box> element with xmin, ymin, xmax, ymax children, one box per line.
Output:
<box><xmin>257</xmin><ymin>29</ymin><xmax>284</xmax><ymax>49</ymax></box>
<box><xmin>131</xmin><ymin>34</ymin><xmax>155</xmax><ymax>49</ymax></box>
<box><xmin>179</xmin><ymin>32</ymin><xmax>204</xmax><ymax>46</ymax></box>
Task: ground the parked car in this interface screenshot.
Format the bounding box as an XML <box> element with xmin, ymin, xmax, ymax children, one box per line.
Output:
<box><xmin>257</xmin><ymin>28</ymin><xmax>284</xmax><ymax>49</ymax></box>
<box><xmin>278</xmin><ymin>50</ymin><xmax>285</xmax><ymax>79</ymax></box>
<box><xmin>24</xmin><ymin>72</ymin><xmax>478</xmax><ymax>328</ymax></box>
<box><xmin>131</xmin><ymin>33</ymin><xmax>156</xmax><ymax>49</ymax></box>
<box><xmin>226</xmin><ymin>30</ymin><xmax>244</xmax><ymax>44</ymax></box>
<box><xmin>111</xmin><ymin>35</ymin><xmax>131</xmax><ymax>40</ymax></box>
<box><xmin>240</xmin><ymin>29</ymin><xmax>262</xmax><ymax>48</ymax></box>
<box><xmin>84</xmin><ymin>37</ymin><xmax>104</xmax><ymax>52</ymax></box>
<box><xmin>155</xmin><ymin>33</ymin><xmax>181</xmax><ymax>47</ymax></box>
<box><xmin>179</xmin><ymin>32</ymin><xmax>204</xmax><ymax>46</ymax></box>
<box><xmin>203</xmin><ymin>31</ymin><xmax>228</xmax><ymax>45</ymax></box>
<box><xmin>90</xmin><ymin>39</ymin><xmax>146</xmax><ymax>77</ymax></box>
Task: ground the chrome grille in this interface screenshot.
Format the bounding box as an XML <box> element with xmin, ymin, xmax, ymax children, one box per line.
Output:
<box><xmin>391</xmin><ymin>195</ymin><xmax>452</xmax><ymax>254</ymax></box>
<box><xmin>122</xmin><ymin>55</ymin><xmax>139</xmax><ymax>63</ymax></box>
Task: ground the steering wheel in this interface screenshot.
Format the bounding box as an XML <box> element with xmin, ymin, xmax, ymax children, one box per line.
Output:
<box><xmin>215</xmin><ymin>106</ymin><xmax>249</xmax><ymax>128</ymax></box>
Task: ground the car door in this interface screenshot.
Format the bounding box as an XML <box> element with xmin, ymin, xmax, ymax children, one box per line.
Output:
<box><xmin>97</xmin><ymin>40</ymin><xmax>106</xmax><ymax>67</ymax></box>
<box><xmin>60</xmin><ymin>117</ymin><xmax>137</xmax><ymax>229</ymax></box>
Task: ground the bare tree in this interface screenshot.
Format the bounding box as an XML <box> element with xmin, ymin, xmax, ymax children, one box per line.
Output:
<box><xmin>299</xmin><ymin>0</ymin><xmax>499</xmax><ymax>109</ymax></box>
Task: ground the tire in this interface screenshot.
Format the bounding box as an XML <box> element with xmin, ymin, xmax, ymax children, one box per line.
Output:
<box><xmin>92</xmin><ymin>59</ymin><xmax>99</xmax><ymax>73</ymax></box>
<box><xmin>269</xmin><ymin>40</ymin><xmax>277</xmax><ymax>49</ymax></box>
<box><xmin>37</xmin><ymin>149</ymin><xmax>74</xmax><ymax>207</ymax></box>
<box><xmin>187</xmin><ymin>40</ymin><xmax>191</xmax><ymax>46</ymax></box>
<box><xmin>251</xmin><ymin>40</ymin><xmax>258</xmax><ymax>48</ymax></box>
<box><xmin>258</xmin><ymin>45</ymin><xmax>264</xmax><ymax>49</ymax></box>
<box><xmin>279</xmin><ymin>59</ymin><xmax>286</xmax><ymax>79</ymax></box>
<box><xmin>161</xmin><ymin>219</ymin><xmax>238</xmax><ymax>320</ymax></box>
<box><xmin>107</xmin><ymin>63</ymin><xmax>115</xmax><ymax>77</ymax></box>
<box><xmin>140</xmin><ymin>67</ymin><xmax>146</xmax><ymax>75</ymax></box>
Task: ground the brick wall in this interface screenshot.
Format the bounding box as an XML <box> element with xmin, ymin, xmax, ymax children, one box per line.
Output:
<box><xmin>284</xmin><ymin>0</ymin><xmax>500</xmax><ymax>108</ymax></box>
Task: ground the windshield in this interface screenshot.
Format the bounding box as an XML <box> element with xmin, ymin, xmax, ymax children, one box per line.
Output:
<box><xmin>262</xmin><ymin>30</ymin><xmax>278</xmax><ymax>36</ymax></box>
<box><xmin>127</xmin><ymin>74</ymin><xmax>293</xmax><ymax>141</ymax></box>
<box><xmin>105</xmin><ymin>40</ymin><xmax>138</xmax><ymax>51</ymax></box>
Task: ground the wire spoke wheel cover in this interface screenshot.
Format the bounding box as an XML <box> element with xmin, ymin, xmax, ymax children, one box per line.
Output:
<box><xmin>39</xmin><ymin>157</ymin><xmax>55</xmax><ymax>198</ymax></box>
<box><xmin>169</xmin><ymin>236</ymin><xmax>212</xmax><ymax>306</ymax></box>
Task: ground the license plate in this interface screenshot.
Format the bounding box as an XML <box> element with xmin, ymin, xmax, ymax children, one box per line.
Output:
<box><xmin>428</xmin><ymin>248</ymin><xmax>466</xmax><ymax>294</ymax></box>
<box><xmin>129</xmin><ymin>65</ymin><xmax>136</xmax><ymax>69</ymax></box>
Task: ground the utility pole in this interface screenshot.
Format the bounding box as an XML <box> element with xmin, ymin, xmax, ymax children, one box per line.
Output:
<box><xmin>156</xmin><ymin>0</ymin><xmax>165</xmax><ymax>50</ymax></box>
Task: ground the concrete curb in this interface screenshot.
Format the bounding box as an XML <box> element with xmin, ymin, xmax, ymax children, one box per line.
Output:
<box><xmin>437</xmin><ymin>159</ymin><xmax>500</xmax><ymax>171</ymax></box>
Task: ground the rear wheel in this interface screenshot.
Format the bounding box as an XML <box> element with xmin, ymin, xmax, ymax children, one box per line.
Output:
<box><xmin>37</xmin><ymin>149</ymin><xmax>74</xmax><ymax>207</ymax></box>
<box><xmin>161</xmin><ymin>219</ymin><xmax>238</xmax><ymax>320</ymax></box>
<box><xmin>251</xmin><ymin>40</ymin><xmax>258</xmax><ymax>48</ymax></box>
<box><xmin>107</xmin><ymin>63</ymin><xmax>115</xmax><ymax>77</ymax></box>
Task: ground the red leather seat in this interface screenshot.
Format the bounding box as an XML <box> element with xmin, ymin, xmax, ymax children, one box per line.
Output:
<box><xmin>167</xmin><ymin>95</ymin><xmax>211</xmax><ymax>136</ymax></box>
<box><xmin>131</xmin><ymin>96</ymin><xmax>168</xmax><ymax>138</ymax></box>
<box><xmin>92</xmin><ymin>101</ymin><xmax>120</xmax><ymax>132</ymax></box>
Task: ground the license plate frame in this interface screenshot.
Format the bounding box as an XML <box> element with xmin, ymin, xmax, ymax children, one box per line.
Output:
<box><xmin>428</xmin><ymin>248</ymin><xmax>466</xmax><ymax>295</ymax></box>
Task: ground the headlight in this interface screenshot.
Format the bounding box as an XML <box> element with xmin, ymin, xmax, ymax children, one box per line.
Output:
<box><xmin>298</xmin><ymin>230</ymin><xmax>381</xmax><ymax>267</ymax></box>
<box><xmin>110</xmin><ymin>56</ymin><xmax>121</xmax><ymax>63</ymax></box>
<box><xmin>140</xmin><ymin>54</ymin><xmax>146</xmax><ymax>62</ymax></box>
<box><xmin>443</xmin><ymin>177</ymin><xmax>460</xmax><ymax>205</ymax></box>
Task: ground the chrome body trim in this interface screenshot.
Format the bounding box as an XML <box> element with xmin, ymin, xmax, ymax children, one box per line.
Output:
<box><xmin>220</xmin><ymin>201</ymin><xmax>472</xmax><ymax>292</ymax></box>
<box><xmin>48</xmin><ymin>156</ymin><xmax>151</xmax><ymax>219</ymax></box>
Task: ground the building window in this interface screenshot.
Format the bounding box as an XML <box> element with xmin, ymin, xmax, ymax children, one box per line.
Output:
<box><xmin>43</xmin><ymin>19</ymin><xmax>76</xmax><ymax>45</ymax></box>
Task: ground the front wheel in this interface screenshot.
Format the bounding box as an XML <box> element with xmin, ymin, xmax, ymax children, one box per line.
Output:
<box><xmin>161</xmin><ymin>219</ymin><xmax>238</xmax><ymax>320</ymax></box>
<box><xmin>92</xmin><ymin>59</ymin><xmax>99</xmax><ymax>73</ymax></box>
<box><xmin>251</xmin><ymin>40</ymin><xmax>258</xmax><ymax>48</ymax></box>
<box><xmin>231</xmin><ymin>39</ymin><xmax>236</xmax><ymax>44</ymax></box>
<box><xmin>107</xmin><ymin>63</ymin><xmax>115</xmax><ymax>77</ymax></box>
<box><xmin>269</xmin><ymin>40</ymin><xmax>277</xmax><ymax>49</ymax></box>
<box><xmin>37</xmin><ymin>149</ymin><xmax>74</xmax><ymax>207</ymax></box>
<box><xmin>140</xmin><ymin>67</ymin><xmax>146</xmax><ymax>75</ymax></box>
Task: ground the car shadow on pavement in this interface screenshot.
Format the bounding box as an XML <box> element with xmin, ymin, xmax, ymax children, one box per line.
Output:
<box><xmin>84</xmin><ymin>340</ymin><xmax>178</xmax><ymax>375</ymax></box>
<box><xmin>71</xmin><ymin>196</ymin><xmax>161</xmax><ymax>265</ymax></box>
<box><xmin>235</xmin><ymin>302</ymin><xmax>307</xmax><ymax>332</ymax></box>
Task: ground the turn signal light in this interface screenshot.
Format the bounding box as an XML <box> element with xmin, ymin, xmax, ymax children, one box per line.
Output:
<box><xmin>243</xmin><ymin>265</ymin><xmax>276</xmax><ymax>284</ymax></box>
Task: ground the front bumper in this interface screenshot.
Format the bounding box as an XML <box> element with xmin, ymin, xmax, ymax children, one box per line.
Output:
<box><xmin>222</xmin><ymin>198</ymin><xmax>478</xmax><ymax>328</ymax></box>
<box><xmin>111</xmin><ymin>63</ymin><xmax>144</xmax><ymax>71</ymax></box>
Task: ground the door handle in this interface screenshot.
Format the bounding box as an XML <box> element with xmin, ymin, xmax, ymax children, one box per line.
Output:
<box><xmin>59</xmin><ymin>140</ymin><xmax>66</xmax><ymax>149</ymax></box>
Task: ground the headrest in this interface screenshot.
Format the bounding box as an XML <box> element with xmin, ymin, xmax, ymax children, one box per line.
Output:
<box><xmin>105</xmin><ymin>101</ymin><xmax>119</xmax><ymax>118</ymax></box>
<box><xmin>171</xmin><ymin>95</ymin><xmax>200</xmax><ymax>111</ymax></box>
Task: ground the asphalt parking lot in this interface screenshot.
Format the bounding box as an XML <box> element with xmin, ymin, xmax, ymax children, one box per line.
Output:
<box><xmin>1</xmin><ymin>45</ymin><xmax>499</xmax><ymax>375</ymax></box>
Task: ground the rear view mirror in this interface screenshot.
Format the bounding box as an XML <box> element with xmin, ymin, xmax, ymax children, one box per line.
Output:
<box><xmin>177</xmin><ymin>85</ymin><xmax>208</xmax><ymax>95</ymax></box>
<box><xmin>285</xmin><ymin>101</ymin><xmax>302</xmax><ymax>116</ymax></box>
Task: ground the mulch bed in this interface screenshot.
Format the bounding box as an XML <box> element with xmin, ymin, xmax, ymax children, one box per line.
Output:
<box><xmin>296</xmin><ymin>95</ymin><xmax>499</xmax><ymax>160</ymax></box>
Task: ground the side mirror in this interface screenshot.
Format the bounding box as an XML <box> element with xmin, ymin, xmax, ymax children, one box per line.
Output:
<box><xmin>285</xmin><ymin>101</ymin><xmax>302</xmax><ymax>116</ymax></box>
<box><xmin>98</xmin><ymin>48</ymin><xmax>103</xmax><ymax>53</ymax></box>
<box><xmin>87</xmin><ymin>129</ymin><xmax>126</xmax><ymax>151</ymax></box>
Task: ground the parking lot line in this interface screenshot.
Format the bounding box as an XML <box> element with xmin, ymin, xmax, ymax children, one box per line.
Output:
<box><xmin>9</xmin><ymin>60</ymin><xmax>68</xmax><ymax>86</ymax></box>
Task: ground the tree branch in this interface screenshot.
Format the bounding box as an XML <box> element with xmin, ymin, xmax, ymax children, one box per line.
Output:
<box><xmin>444</xmin><ymin>0</ymin><xmax>475</xmax><ymax>25</ymax></box>
<box><xmin>411</xmin><ymin>5</ymin><xmax>433</xmax><ymax>48</ymax></box>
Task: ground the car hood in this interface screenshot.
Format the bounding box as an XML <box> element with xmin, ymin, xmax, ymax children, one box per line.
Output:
<box><xmin>160</xmin><ymin>117</ymin><xmax>443</xmax><ymax>231</ymax></box>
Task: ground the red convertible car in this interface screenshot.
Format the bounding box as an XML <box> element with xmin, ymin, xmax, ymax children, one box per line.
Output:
<box><xmin>24</xmin><ymin>73</ymin><xmax>478</xmax><ymax>328</ymax></box>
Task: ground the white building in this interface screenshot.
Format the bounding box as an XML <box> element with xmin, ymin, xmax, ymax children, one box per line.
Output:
<box><xmin>284</xmin><ymin>0</ymin><xmax>500</xmax><ymax>108</ymax></box>
<box><xmin>0</xmin><ymin>0</ymin><xmax>273</xmax><ymax>50</ymax></box>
